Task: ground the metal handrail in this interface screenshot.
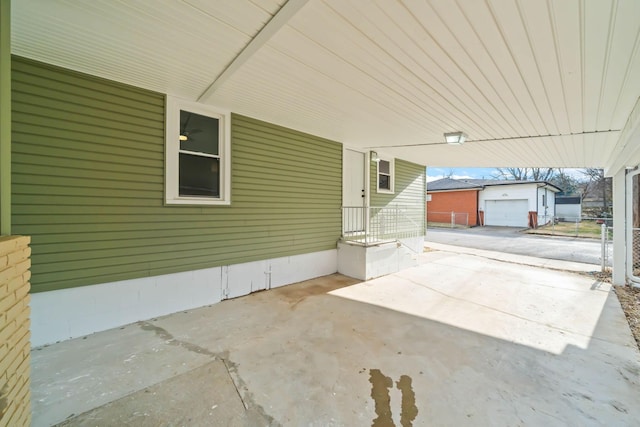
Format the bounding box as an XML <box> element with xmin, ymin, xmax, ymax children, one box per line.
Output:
<box><xmin>341</xmin><ymin>205</ymin><xmax>424</xmax><ymax>246</ymax></box>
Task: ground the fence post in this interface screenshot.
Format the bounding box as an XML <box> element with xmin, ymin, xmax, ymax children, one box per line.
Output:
<box><xmin>601</xmin><ymin>223</ymin><xmax>606</xmax><ymax>272</ymax></box>
<box><xmin>395</xmin><ymin>205</ymin><xmax>398</xmax><ymax>236</ymax></box>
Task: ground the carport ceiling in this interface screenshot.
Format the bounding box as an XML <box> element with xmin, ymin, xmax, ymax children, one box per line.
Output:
<box><xmin>11</xmin><ymin>0</ymin><xmax>640</xmax><ymax>169</ymax></box>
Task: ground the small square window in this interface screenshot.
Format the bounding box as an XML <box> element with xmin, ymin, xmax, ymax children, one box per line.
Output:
<box><xmin>165</xmin><ymin>97</ymin><xmax>230</xmax><ymax>205</ymax></box>
<box><xmin>377</xmin><ymin>158</ymin><xmax>394</xmax><ymax>193</ymax></box>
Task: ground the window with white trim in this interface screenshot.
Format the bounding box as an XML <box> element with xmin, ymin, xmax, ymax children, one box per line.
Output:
<box><xmin>377</xmin><ymin>158</ymin><xmax>394</xmax><ymax>193</ymax></box>
<box><xmin>165</xmin><ymin>97</ymin><xmax>231</xmax><ymax>205</ymax></box>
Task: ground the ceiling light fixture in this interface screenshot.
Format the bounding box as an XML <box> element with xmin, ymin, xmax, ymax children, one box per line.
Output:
<box><xmin>444</xmin><ymin>131</ymin><xmax>467</xmax><ymax>145</ymax></box>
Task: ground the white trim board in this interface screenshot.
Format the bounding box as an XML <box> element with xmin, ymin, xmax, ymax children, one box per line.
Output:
<box><xmin>30</xmin><ymin>249</ymin><xmax>337</xmax><ymax>347</ymax></box>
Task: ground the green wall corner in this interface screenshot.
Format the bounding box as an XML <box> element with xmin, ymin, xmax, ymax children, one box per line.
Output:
<box><xmin>0</xmin><ymin>0</ymin><xmax>11</xmax><ymax>235</ymax></box>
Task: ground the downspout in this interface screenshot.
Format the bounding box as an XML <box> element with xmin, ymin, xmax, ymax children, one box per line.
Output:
<box><xmin>535</xmin><ymin>184</ymin><xmax>548</xmax><ymax>227</ymax></box>
<box><xmin>476</xmin><ymin>189</ymin><xmax>480</xmax><ymax>226</ymax></box>
<box><xmin>0</xmin><ymin>0</ymin><xmax>11</xmax><ymax>235</ymax></box>
<box><xmin>544</xmin><ymin>185</ymin><xmax>550</xmax><ymax>223</ymax></box>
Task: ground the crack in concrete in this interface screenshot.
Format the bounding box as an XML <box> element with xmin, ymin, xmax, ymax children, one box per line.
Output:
<box><xmin>221</xmin><ymin>357</ymin><xmax>248</xmax><ymax>410</ymax></box>
<box><xmin>138</xmin><ymin>321</ymin><xmax>280</xmax><ymax>426</ymax></box>
<box><xmin>425</xmin><ymin>247</ymin><xmax>599</xmax><ymax>277</ymax></box>
<box><xmin>218</xmin><ymin>352</ymin><xmax>281</xmax><ymax>427</ymax></box>
<box><xmin>394</xmin><ymin>273</ymin><xmax>625</xmax><ymax>346</ymax></box>
<box><xmin>139</xmin><ymin>321</ymin><xmax>216</xmax><ymax>357</ymax></box>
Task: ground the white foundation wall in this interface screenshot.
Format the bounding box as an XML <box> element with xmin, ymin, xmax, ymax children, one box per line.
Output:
<box><xmin>337</xmin><ymin>237</ymin><xmax>423</xmax><ymax>280</ymax></box>
<box><xmin>479</xmin><ymin>184</ymin><xmax>538</xmax><ymax>211</ymax></box>
<box><xmin>30</xmin><ymin>249</ymin><xmax>337</xmax><ymax>347</ymax></box>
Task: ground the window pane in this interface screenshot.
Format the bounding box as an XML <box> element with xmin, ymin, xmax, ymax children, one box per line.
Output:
<box><xmin>179</xmin><ymin>153</ymin><xmax>220</xmax><ymax>197</ymax></box>
<box><xmin>379</xmin><ymin>160</ymin><xmax>390</xmax><ymax>174</ymax></box>
<box><xmin>179</xmin><ymin>110</ymin><xmax>219</xmax><ymax>156</ymax></box>
<box><xmin>379</xmin><ymin>174</ymin><xmax>390</xmax><ymax>190</ymax></box>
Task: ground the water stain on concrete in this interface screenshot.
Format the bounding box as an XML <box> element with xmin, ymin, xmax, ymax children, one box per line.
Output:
<box><xmin>396</xmin><ymin>375</ymin><xmax>418</xmax><ymax>427</ymax></box>
<box><xmin>369</xmin><ymin>369</ymin><xmax>394</xmax><ymax>427</ymax></box>
<box><xmin>273</xmin><ymin>274</ymin><xmax>361</xmax><ymax>307</ymax></box>
<box><xmin>369</xmin><ymin>370</ymin><xmax>418</xmax><ymax>427</ymax></box>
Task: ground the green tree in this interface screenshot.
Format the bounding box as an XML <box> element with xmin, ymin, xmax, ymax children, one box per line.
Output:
<box><xmin>549</xmin><ymin>170</ymin><xmax>579</xmax><ymax>194</ymax></box>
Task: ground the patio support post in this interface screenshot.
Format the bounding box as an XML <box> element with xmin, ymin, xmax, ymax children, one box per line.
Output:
<box><xmin>0</xmin><ymin>0</ymin><xmax>11</xmax><ymax>235</ymax></box>
<box><xmin>612</xmin><ymin>167</ymin><xmax>626</xmax><ymax>285</ymax></box>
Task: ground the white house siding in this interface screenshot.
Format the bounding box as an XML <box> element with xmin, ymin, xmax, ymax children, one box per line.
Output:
<box><xmin>537</xmin><ymin>186</ymin><xmax>556</xmax><ymax>225</ymax></box>
<box><xmin>556</xmin><ymin>203</ymin><xmax>582</xmax><ymax>220</ymax></box>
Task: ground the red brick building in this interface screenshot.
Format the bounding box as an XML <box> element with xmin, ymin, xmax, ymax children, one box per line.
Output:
<box><xmin>427</xmin><ymin>179</ymin><xmax>481</xmax><ymax>226</ymax></box>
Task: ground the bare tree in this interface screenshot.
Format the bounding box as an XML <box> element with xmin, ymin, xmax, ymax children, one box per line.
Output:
<box><xmin>581</xmin><ymin>168</ymin><xmax>611</xmax><ymax>213</ymax></box>
<box><xmin>494</xmin><ymin>168</ymin><xmax>557</xmax><ymax>181</ymax></box>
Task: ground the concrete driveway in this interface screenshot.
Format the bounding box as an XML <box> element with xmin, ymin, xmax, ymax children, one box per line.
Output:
<box><xmin>426</xmin><ymin>226</ymin><xmax>605</xmax><ymax>266</ymax></box>
<box><xmin>32</xmin><ymin>249</ymin><xmax>639</xmax><ymax>426</ymax></box>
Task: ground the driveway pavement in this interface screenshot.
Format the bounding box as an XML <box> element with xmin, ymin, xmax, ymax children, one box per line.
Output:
<box><xmin>426</xmin><ymin>226</ymin><xmax>605</xmax><ymax>266</ymax></box>
<box><xmin>31</xmin><ymin>249</ymin><xmax>639</xmax><ymax>426</ymax></box>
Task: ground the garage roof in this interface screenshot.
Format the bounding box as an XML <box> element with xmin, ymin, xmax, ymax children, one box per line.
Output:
<box><xmin>428</xmin><ymin>178</ymin><xmax>562</xmax><ymax>192</ymax></box>
<box><xmin>11</xmin><ymin>0</ymin><xmax>640</xmax><ymax>171</ymax></box>
<box><xmin>427</xmin><ymin>178</ymin><xmax>483</xmax><ymax>192</ymax></box>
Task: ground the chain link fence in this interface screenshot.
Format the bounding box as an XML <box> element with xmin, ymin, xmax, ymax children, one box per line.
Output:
<box><xmin>529</xmin><ymin>216</ymin><xmax>612</xmax><ymax>239</ymax></box>
<box><xmin>427</xmin><ymin>211</ymin><xmax>469</xmax><ymax>228</ymax></box>
<box><xmin>631</xmin><ymin>228</ymin><xmax>640</xmax><ymax>279</ymax></box>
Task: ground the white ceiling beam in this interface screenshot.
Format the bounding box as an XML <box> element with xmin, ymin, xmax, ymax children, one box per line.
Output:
<box><xmin>197</xmin><ymin>0</ymin><xmax>310</xmax><ymax>103</ymax></box>
<box><xmin>604</xmin><ymin>96</ymin><xmax>640</xmax><ymax>177</ymax></box>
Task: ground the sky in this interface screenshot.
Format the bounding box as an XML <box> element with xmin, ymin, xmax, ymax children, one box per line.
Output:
<box><xmin>426</xmin><ymin>167</ymin><xmax>498</xmax><ymax>182</ymax></box>
<box><xmin>426</xmin><ymin>167</ymin><xmax>586</xmax><ymax>182</ymax></box>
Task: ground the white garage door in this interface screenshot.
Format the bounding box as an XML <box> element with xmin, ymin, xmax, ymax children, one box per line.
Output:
<box><xmin>485</xmin><ymin>200</ymin><xmax>529</xmax><ymax>227</ymax></box>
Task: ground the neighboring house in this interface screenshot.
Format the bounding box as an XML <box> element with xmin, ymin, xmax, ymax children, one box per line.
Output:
<box><xmin>555</xmin><ymin>196</ymin><xmax>583</xmax><ymax>220</ymax></box>
<box><xmin>427</xmin><ymin>178</ymin><xmax>561</xmax><ymax>228</ymax></box>
<box><xmin>10</xmin><ymin>57</ymin><xmax>426</xmax><ymax>346</ymax></box>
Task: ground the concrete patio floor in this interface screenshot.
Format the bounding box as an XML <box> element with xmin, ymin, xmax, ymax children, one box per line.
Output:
<box><xmin>32</xmin><ymin>249</ymin><xmax>640</xmax><ymax>426</ymax></box>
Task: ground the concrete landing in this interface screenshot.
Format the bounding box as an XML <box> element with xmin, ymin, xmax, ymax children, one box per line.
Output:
<box><xmin>31</xmin><ymin>253</ymin><xmax>640</xmax><ymax>426</ymax></box>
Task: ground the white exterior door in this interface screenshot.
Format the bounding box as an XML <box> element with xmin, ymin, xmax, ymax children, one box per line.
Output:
<box><xmin>485</xmin><ymin>199</ymin><xmax>529</xmax><ymax>227</ymax></box>
<box><xmin>343</xmin><ymin>149</ymin><xmax>365</xmax><ymax>233</ymax></box>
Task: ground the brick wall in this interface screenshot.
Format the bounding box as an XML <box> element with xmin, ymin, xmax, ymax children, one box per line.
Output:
<box><xmin>0</xmin><ymin>236</ymin><xmax>31</xmax><ymax>427</ymax></box>
<box><xmin>427</xmin><ymin>190</ymin><xmax>479</xmax><ymax>226</ymax></box>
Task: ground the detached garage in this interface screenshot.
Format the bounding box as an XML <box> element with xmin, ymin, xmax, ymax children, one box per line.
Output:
<box><xmin>477</xmin><ymin>180</ymin><xmax>561</xmax><ymax>227</ymax></box>
<box><xmin>427</xmin><ymin>178</ymin><xmax>561</xmax><ymax>228</ymax></box>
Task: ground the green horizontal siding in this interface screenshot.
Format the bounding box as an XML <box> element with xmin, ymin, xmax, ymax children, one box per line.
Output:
<box><xmin>12</xmin><ymin>57</ymin><xmax>342</xmax><ymax>293</ymax></box>
<box><xmin>370</xmin><ymin>158</ymin><xmax>426</xmax><ymax>234</ymax></box>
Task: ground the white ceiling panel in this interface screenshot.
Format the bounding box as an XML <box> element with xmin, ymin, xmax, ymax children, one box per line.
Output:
<box><xmin>11</xmin><ymin>0</ymin><xmax>284</xmax><ymax>99</ymax></box>
<box><xmin>10</xmin><ymin>0</ymin><xmax>640</xmax><ymax>170</ymax></box>
<box><xmin>548</xmin><ymin>0</ymin><xmax>583</xmax><ymax>133</ymax></box>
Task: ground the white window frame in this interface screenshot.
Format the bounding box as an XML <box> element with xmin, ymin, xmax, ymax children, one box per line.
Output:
<box><xmin>165</xmin><ymin>96</ymin><xmax>231</xmax><ymax>205</ymax></box>
<box><xmin>376</xmin><ymin>157</ymin><xmax>395</xmax><ymax>194</ymax></box>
